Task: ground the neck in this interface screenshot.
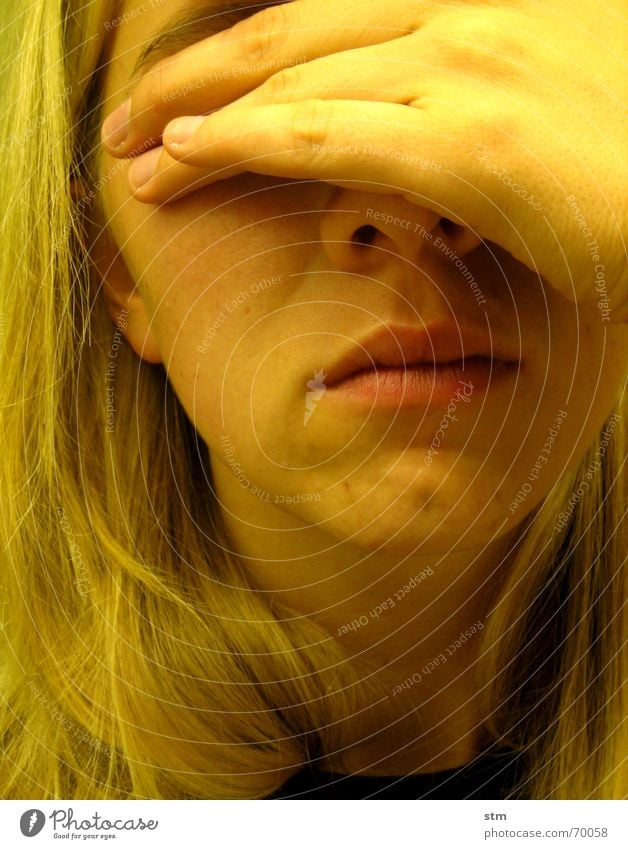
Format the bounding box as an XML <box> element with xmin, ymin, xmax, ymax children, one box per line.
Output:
<box><xmin>213</xmin><ymin>474</ymin><xmax>514</xmax><ymax>775</ymax></box>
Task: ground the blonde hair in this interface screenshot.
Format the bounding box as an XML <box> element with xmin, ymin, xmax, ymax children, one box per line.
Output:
<box><xmin>0</xmin><ymin>0</ymin><xmax>625</xmax><ymax>799</ymax></box>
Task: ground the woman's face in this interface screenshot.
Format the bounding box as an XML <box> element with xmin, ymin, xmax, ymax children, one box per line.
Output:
<box><xmin>97</xmin><ymin>0</ymin><xmax>627</xmax><ymax>557</ymax></box>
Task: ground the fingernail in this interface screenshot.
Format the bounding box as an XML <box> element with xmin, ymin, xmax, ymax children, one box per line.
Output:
<box><xmin>128</xmin><ymin>146</ymin><xmax>162</xmax><ymax>190</ymax></box>
<box><xmin>102</xmin><ymin>98</ymin><xmax>131</xmax><ymax>148</ymax></box>
<box><xmin>164</xmin><ymin>115</ymin><xmax>205</xmax><ymax>147</ymax></box>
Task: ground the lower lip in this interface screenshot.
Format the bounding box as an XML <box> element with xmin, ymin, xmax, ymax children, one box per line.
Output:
<box><xmin>326</xmin><ymin>357</ymin><xmax>518</xmax><ymax>409</ymax></box>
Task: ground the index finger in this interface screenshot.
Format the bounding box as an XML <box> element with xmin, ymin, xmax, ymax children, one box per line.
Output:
<box><xmin>101</xmin><ymin>0</ymin><xmax>422</xmax><ymax>157</ymax></box>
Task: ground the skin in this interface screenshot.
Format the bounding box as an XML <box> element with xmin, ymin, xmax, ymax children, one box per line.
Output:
<box><xmin>94</xmin><ymin>0</ymin><xmax>628</xmax><ymax>776</ymax></box>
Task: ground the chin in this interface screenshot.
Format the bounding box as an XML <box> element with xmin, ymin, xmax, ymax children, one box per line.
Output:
<box><xmin>325</xmin><ymin>476</ymin><xmax>517</xmax><ymax>556</ymax></box>
<box><xmin>345</xmin><ymin>516</ymin><xmax>509</xmax><ymax>558</ymax></box>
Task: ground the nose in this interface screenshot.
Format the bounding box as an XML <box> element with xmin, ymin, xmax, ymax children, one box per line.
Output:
<box><xmin>319</xmin><ymin>190</ymin><xmax>482</xmax><ymax>272</ymax></box>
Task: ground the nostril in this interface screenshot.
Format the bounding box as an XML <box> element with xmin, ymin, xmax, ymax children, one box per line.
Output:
<box><xmin>439</xmin><ymin>217</ymin><xmax>460</xmax><ymax>236</ymax></box>
<box><xmin>437</xmin><ymin>217</ymin><xmax>483</xmax><ymax>255</ymax></box>
<box><xmin>352</xmin><ymin>224</ymin><xmax>378</xmax><ymax>246</ymax></box>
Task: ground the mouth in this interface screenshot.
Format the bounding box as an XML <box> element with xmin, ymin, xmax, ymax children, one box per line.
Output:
<box><xmin>324</xmin><ymin>323</ymin><xmax>521</xmax><ymax>409</ymax></box>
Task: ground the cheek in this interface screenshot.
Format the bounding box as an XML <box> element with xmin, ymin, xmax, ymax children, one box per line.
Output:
<box><xmin>104</xmin><ymin>173</ymin><xmax>314</xmax><ymax>292</ymax></box>
<box><xmin>112</xmin><ymin>179</ymin><xmax>326</xmax><ymax>438</ymax></box>
<box><xmin>543</xmin><ymin>297</ymin><xmax>627</xmax><ymax>424</ymax></box>
<box><xmin>495</xmin><ymin>305</ymin><xmax>627</xmax><ymax>527</ymax></box>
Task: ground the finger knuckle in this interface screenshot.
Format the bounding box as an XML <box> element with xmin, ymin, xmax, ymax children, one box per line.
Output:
<box><xmin>474</xmin><ymin>102</ymin><xmax>522</xmax><ymax>156</ymax></box>
<box><xmin>230</xmin><ymin>3</ymin><xmax>289</xmax><ymax>71</ymax></box>
<box><xmin>424</xmin><ymin>10</ymin><xmax>525</xmax><ymax>82</ymax></box>
<box><xmin>289</xmin><ymin>99</ymin><xmax>333</xmax><ymax>147</ymax></box>
<box><xmin>137</xmin><ymin>61</ymin><xmax>176</xmax><ymax>121</ymax></box>
<box><xmin>258</xmin><ymin>65</ymin><xmax>304</xmax><ymax>100</ymax></box>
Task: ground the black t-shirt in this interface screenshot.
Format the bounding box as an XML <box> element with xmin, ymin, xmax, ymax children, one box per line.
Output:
<box><xmin>268</xmin><ymin>749</ymin><xmax>524</xmax><ymax>799</ymax></box>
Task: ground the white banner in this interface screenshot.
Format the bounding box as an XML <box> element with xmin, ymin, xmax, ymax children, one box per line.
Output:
<box><xmin>0</xmin><ymin>800</ymin><xmax>625</xmax><ymax>849</ymax></box>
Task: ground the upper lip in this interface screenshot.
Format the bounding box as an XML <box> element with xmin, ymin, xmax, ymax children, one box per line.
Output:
<box><xmin>325</xmin><ymin>323</ymin><xmax>519</xmax><ymax>386</ymax></box>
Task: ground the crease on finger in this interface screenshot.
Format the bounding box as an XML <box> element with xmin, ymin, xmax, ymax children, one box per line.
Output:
<box><xmin>131</xmin><ymin>150</ymin><xmax>226</xmax><ymax>203</ymax></box>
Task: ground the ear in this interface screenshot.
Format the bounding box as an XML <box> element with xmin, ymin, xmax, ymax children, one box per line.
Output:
<box><xmin>86</xmin><ymin>207</ymin><xmax>163</xmax><ymax>365</ymax></box>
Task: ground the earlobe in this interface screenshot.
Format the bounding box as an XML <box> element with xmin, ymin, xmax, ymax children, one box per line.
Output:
<box><xmin>108</xmin><ymin>293</ymin><xmax>163</xmax><ymax>365</ymax></box>
<box><xmin>89</xmin><ymin>223</ymin><xmax>163</xmax><ymax>365</ymax></box>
